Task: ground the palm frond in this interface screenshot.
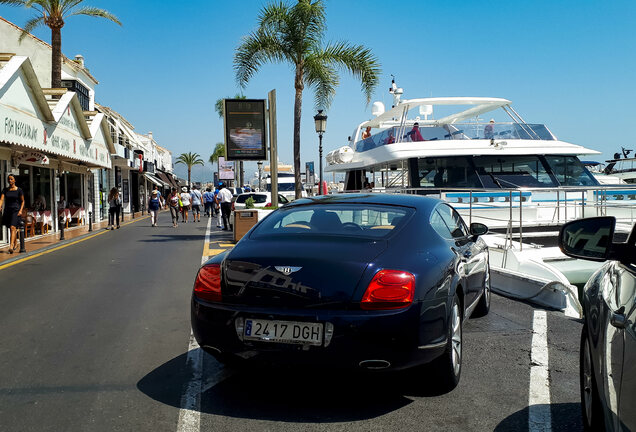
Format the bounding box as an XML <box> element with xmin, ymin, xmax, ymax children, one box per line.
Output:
<box><xmin>18</xmin><ymin>15</ymin><xmax>45</xmax><ymax>41</ymax></box>
<box><xmin>0</xmin><ymin>1</ymin><xmax>28</xmax><ymax>6</ymax></box>
<box><xmin>66</xmin><ymin>6</ymin><xmax>121</xmax><ymax>25</ymax></box>
<box><xmin>318</xmin><ymin>41</ymin><xmax>381</xmax><ymax>103</ymax></box>
<box><xmin>234</xmin><ymin>29</ymin><xmax>288</xmax><ymax>88</ymax></box>
<box><xmin>289</xmin><ymin>0</ymin><xmax>325</xmax><ymax>52</ymax></box>
<box><xmin>176</xmin><ymin>152</ymin><xmax>205</xmax><ymax>167</ymax></box>
<box><xmin>304</xmin><ymin>55</ymin><xmax>338</xmax><ymax>110</ymax></box>
<box><xmin>258</xmin><ymin>1</ymin><xmax>288</xmax><ymax>29</ymax></box>
<box><xmin>60</xmin><ymin>0</ymin><xmax>85</xmax><ymax>14</ymax></box>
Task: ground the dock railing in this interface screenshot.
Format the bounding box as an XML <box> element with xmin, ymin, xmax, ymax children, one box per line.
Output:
<box><xmin>371</xmin><ymin>185</ymin><xmax>636</xmax><ymax>251</ymax></box>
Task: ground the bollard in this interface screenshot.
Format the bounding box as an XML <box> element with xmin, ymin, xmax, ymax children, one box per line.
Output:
<box><xmin>132</xmin><ymin>209</ymin><xmax>135</xmax><ymax>219</ymax></box>
<box><xmin>59</xmin><ymin>217</ymin><xmax>65</xmax><ymax>240</ymax></box>
<box><xmin>19</xmin><ymin>218</ymin><xmax>26</xmax><ymax>253</ymax></box>
<box><xmin>88</xmin><ymin>211</ymin><xmax>93</xmax><ymax>232</ymax></box>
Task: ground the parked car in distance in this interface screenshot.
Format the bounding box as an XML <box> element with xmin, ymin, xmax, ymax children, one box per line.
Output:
<box><xmin>230</xmin><ymin>192</ymin><xmax>290</xmax><ymax>227</ymax></box>
<box><xmin>233</xmin><ymin>192</ymin><xmax>290</xmax><ymax>211</ymax></box>
<box><xmin>558</xmin><ymin>216</ymin><xmax>636</xmax><ymax>432</ymax></box>
<box><xmin>191</xmin><ymin>193</ymin><xmax>491</xmax><ymax>391</ymax></box>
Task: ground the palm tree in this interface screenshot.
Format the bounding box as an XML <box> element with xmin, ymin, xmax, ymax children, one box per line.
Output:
<box><xmin>215</xmin><ymin>94</ymin><xmax>246</xmax><ymax>119</ymax></box>
<box><xmin>209</xmin><ymin>143</ymin><xmax>225</xmax><ymax>182</ymax></box>
<box><xmin>1</xmin><ymin>0</ymin><xmax>121</xmax><ymax>89</ymax></box>
<box><xmin>175</xmin><ymin>152</ymin><xmax>204</xmax><ymax>188</ymax></box>
<box><xmin>234</xmin><ymin>0</ymin><xmax>380</xmax><ymax>199</ymax></box>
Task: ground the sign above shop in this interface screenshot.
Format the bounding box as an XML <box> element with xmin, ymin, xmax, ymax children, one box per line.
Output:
<box><xmin>14</xmin><ymin>151</ymin><xmax>49</xmax><ymax>166</ymax></box>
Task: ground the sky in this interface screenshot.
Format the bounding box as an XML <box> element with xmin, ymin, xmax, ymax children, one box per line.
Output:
<box><xmin>1</xmin><ymin>0</ymin><xmax>635</xmax><ymax>182</ymax></box>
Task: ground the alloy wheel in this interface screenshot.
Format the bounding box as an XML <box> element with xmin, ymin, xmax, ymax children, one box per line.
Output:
<box><xmin>451</xmin><ymin>303</ymin><xmax>462</xmax><ymax>376</ymax></box>
<box><xmin>582</xmin><ymin>337</ymin><xmax>593</xmax><ymax>426</ymax></box>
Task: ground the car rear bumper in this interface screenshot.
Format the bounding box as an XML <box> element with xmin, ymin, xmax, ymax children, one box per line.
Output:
<box><xmin>191</xmin><ymin>296</ymin><xmax>448</xmax><ymax>370</ymax></box>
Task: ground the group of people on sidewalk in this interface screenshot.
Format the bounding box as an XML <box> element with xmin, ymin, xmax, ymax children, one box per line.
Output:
<box><xmin>166</xmin><ymin>185</ymin><xmax>205</xmax><ymax>228</ymax></box>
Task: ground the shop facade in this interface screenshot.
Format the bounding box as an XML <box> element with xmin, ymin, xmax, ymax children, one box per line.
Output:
<box><xmin>0</xmin><ymin>56</ymin><xmax>113</xmax><ymax>244</ymax></box>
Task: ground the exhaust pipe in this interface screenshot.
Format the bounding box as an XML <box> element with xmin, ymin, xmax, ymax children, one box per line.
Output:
<box><xmin>359</xmin><ymin>360</ymin><xmax>391</xmax><ymax>370</ymax></box>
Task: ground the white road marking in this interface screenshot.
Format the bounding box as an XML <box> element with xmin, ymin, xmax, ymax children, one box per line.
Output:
<box><xmin>177</xmin><ymin>217</ymin><xmax>233</xmax><ymax>432</ymax></box>
<box><xmin>176</xmin><ymin>333</ymin><xmax>203</xmax><ymax>432</ymax></box>
<box><xmin>529</xmin><ymin>310</ymin><xmax>552</xmax><ymax>432</ymax></box>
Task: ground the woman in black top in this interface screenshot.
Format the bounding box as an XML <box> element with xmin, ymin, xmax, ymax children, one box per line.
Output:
<box><xmin>0</xmin><ymin>174</ymin><xmax>25</xmax><ymax>253</ymax></box>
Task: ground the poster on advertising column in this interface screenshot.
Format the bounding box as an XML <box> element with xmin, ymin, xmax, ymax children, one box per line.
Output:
<box><xmin>218</xmin><ymin>157</ymin><xmax>235</xmax><ymax>180</ymax></box>
<box><xmin>223</xmin><ymin>99</ymin><xmax>267</xmax><ymax>161</ymax></box>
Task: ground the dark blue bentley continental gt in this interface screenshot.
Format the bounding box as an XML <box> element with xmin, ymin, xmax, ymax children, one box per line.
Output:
<box><xmin>191</xmin><ymin>194</ymin><xmax>491</xmax><ymax>390</ymax></box>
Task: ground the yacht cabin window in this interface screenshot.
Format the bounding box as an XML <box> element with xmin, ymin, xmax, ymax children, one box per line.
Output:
<box><xmin>409</xmin><ymin>155</ymin><xmax>598</xmax><ymax>189</ymax></box>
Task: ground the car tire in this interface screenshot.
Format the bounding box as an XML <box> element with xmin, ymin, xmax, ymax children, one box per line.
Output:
<box><xmin>431</xmin><ymin>293</ymin><xmax>462</xmax><ymax>391</ymax></box>
<box><xmin>472</xmin><ymin>269</ymin><xmax>491</xmax><ymax>318</ymax></box>
<box><xmin>581</xmin><ymin>325</ymin><xmax>603</xmax><ymax>431</ymax></box>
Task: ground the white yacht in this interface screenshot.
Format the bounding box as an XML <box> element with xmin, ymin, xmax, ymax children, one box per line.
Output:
<box><xmin>326</xmin><ymin>81</ymin><xmax>636</xmax><ymax>317</ymax></box>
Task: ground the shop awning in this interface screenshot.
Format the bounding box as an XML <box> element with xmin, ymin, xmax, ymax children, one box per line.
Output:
<box><xmin>156</xmin><ymin>171</ymin><xmax>177</xmax><ymax>189</ymax></box>
<box><xmin>144</xmin><ymin>173</ymin><xmax>162</xmax><ymax>187</ymax></box>
<box><xmin>151</xmin><ymin>173</ymin><xmax>170</xmax><ymax>188</ymax></box>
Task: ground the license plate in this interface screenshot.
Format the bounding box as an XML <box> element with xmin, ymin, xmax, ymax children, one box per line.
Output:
<box><xmin>243</xmin><ymin>319</ymin><xmax>323</xmax><ymax>346</ymax></box>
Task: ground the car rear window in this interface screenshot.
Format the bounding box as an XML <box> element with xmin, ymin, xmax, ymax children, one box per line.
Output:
<box><xmin>236</xmin><ymin>194</ymin><xmax>253</xmax><ymax>204</ymax></box>
<box><xmin>250</xmin><ymin>204</ymin><xmax>414</xmax><ymax>239</ymax></box>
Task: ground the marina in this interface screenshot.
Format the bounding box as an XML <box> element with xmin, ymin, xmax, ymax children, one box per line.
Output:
<box><xmin>326</xmin><ymin>81</ymin><xmax>636</xmax><ymax>317</ymax></box>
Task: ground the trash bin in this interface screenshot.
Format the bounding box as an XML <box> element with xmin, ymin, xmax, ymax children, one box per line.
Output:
<box><xmin>233</xmin><ymin>209</ymin><xmax>259</xmax><ymax>242</ymax></box>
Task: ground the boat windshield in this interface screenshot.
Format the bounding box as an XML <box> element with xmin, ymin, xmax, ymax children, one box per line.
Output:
<box><xmin>356</xmin><ymin>123</ymin><xmax>555</xmax><ymax>152</ymax></box>
<box><xmin>473</xmin><ymin>155</ymin><xmax>556</xmax><ymax>188</ymax></box>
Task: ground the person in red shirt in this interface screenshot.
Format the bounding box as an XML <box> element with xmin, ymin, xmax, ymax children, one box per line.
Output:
<box><xmin>405</xmin><ymin>123</ymin><xmax>424</xmax><ymax>142</ymax></box>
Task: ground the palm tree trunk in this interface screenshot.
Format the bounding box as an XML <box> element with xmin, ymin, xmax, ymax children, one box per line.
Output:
<box><xmin>188</xmin><ymin>168</ymin><xmax>191</xmax><ymax>189</ymax></box>
<box><xmin>51</xmin><ymin>26</ymin><xmax>62</xmax><ymax>89</ymax></box>
<box><xmin>293</xmin><ymin>66</ymin><xmax>304</xmax><ymax>200</ymax></box>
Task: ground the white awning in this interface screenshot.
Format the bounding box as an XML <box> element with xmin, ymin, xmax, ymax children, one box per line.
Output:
<box><xmin>144</xmin><ymin>173</ymin><xmax>162</xmax><ymax>186</ymax></box>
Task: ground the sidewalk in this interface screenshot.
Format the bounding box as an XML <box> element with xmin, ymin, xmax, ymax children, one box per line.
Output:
<box><xmin>0</xmin><ymin>211</ymin><xmax>152</xmax><ymax>267</ymax></box>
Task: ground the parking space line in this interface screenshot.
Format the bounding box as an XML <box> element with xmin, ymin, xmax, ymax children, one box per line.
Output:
<box><xmin>178</xmin><ymin>216</ymin><xmax>234</xmax><ymax>432</ymax></box>
<box><xmin>529</xmin><ymin>310</ymin><xmax>552</xmax><ymax>432</ymax></box>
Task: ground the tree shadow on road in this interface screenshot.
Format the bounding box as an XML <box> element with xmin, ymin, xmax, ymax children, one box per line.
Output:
<box><xmin>494</xmin><ymin>403</ymin><xmax>583</xmax><ymax>431</ymax></box>
<box><xmin>137</xmin><ymin>350</ymin><xmax>417</xmax><ymax>423</ymax></box>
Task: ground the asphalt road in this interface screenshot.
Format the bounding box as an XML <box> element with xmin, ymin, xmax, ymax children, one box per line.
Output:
<box><xmin>0</xmin><ymin>211</ymin><xmax>584</xmax><ymax>431</ymax></box>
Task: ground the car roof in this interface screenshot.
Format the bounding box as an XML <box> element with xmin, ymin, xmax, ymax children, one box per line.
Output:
<box><xmin>285</xmin><ymin>193</ymin><xmax>443</xmax><ymax>211</ymax></box>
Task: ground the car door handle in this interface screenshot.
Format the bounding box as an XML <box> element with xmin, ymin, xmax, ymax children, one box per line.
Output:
<box><xmin>610</xmin><ymin>306</ymin><xmax>626</xmax><ymax>329</ymax></box>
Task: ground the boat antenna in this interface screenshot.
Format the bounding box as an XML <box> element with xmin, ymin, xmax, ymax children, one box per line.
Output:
<box><xmin>389</xmin><ymin>75</ymin><xmax>403</xmax><ymax>108</ymax></box>
<box><xmin>622</xmin><ymin>147</ymin><xmax>633</xmax><ymax>158</ymax></box>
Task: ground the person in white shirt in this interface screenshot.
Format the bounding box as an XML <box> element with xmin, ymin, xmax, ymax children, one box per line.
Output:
<box><xmin>190</xmin><ymin>186</ymin><xmax>203</xmax><ymax>223</ymax></box>
<box><xmin>180</xmin><ymin>187</ymin><xmax>192</xmax><ymax>223</ymax></box>
<box><xmin>217</xmin><ymin>183</ymin><xmax>233</xmax><ymax>231</ymax></box>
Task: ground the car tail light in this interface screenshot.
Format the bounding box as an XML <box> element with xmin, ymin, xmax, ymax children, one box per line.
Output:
<box><xmin>193</xmin><ymin>264</ymin><xmax>222</xmax><ymax>302</ymax></box>
<box><xmin>231</xmin><ymin>202</ymin><xmax>235</xmax><ymax>211</ymax></box>
<box><xmin>266</xmin><ymin>202</ymin><xmax>271</xmax><ymax>207</ymax></box>
<box><xmin>360</xmin><ymin>270</ymin><xmax>415</xmax><ymax>310</ymax></box>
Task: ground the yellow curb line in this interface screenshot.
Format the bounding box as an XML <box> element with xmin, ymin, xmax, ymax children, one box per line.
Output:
<box><xmin>0</xmin><ymin>215</ymin><xmax>150</xmax><ymax>271</ymax></box>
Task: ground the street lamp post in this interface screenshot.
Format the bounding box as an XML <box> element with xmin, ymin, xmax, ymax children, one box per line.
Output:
<box><xmin>257</xmin><ymin>161</ymin><xmax>263</xmax><ymax>191</ymax></box>
<box><xmin>313</xmin><ymin>110</ymin><xmax>327</xmax><ymax>195</ymax></box>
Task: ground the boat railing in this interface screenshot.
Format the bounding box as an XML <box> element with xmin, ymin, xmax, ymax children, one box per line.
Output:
<box><xmin>354</xmin><ymin>123</ymin><xmax>554</xmax><ymax>152</ymax></box>
<box><xmin>369</xmin><ymin>185</ymin><xmax>636</xmax><ymax>251</ymax></box>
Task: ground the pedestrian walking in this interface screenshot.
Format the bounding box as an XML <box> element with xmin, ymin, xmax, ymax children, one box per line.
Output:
<box><xmin>217</xmin><ymin>183</ymin><xmax>233</xmax><ymax>231</ymax></box>
<box><xmin>167</xmin><ymin>188</ymin><xmax>180</xmax><ymax>228</ymax></box>
<box><xmin>107</xmin><ymin>187</ymin><xmax>121</xmax><ymax>230</ymax></box>
<box><xmin>190</xmin><ymin>186</ymin><xmax>202</xmax><ymax>223</ymax></box>
<box><xmin>203</xmin><ymin>187</ymin><xmax>214</xmax><ymax>217</ymax></box>
<box><xmin>148</xmin><ymin>190</ymin><xmax>161</xmax><ymax>227</ymax></box>
<box><xmin>0</xmin><ymin>174</ymin><xmax>25</xmax><ymax>254</ymax></box>
<box><xmin>180</xmin><ymin>187</ymin><xmax>191</xmax><ymax>223</ymax></box>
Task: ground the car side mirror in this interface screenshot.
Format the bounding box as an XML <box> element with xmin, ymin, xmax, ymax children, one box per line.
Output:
<box><xmin>558</xmin><ymin>216</ymin><xmax>615</xmax><ymax>262</ymax></box>
<box><xmin>470</xmin><ymin>222</ymin><xmax>489</xmax><ymax>237</ymax></box>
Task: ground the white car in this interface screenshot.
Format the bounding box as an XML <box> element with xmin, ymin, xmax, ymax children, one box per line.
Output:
<box><xmin>230</xmin><ymin>192</ymin><xmax>290</xmax><ymax>227</ymax></box>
